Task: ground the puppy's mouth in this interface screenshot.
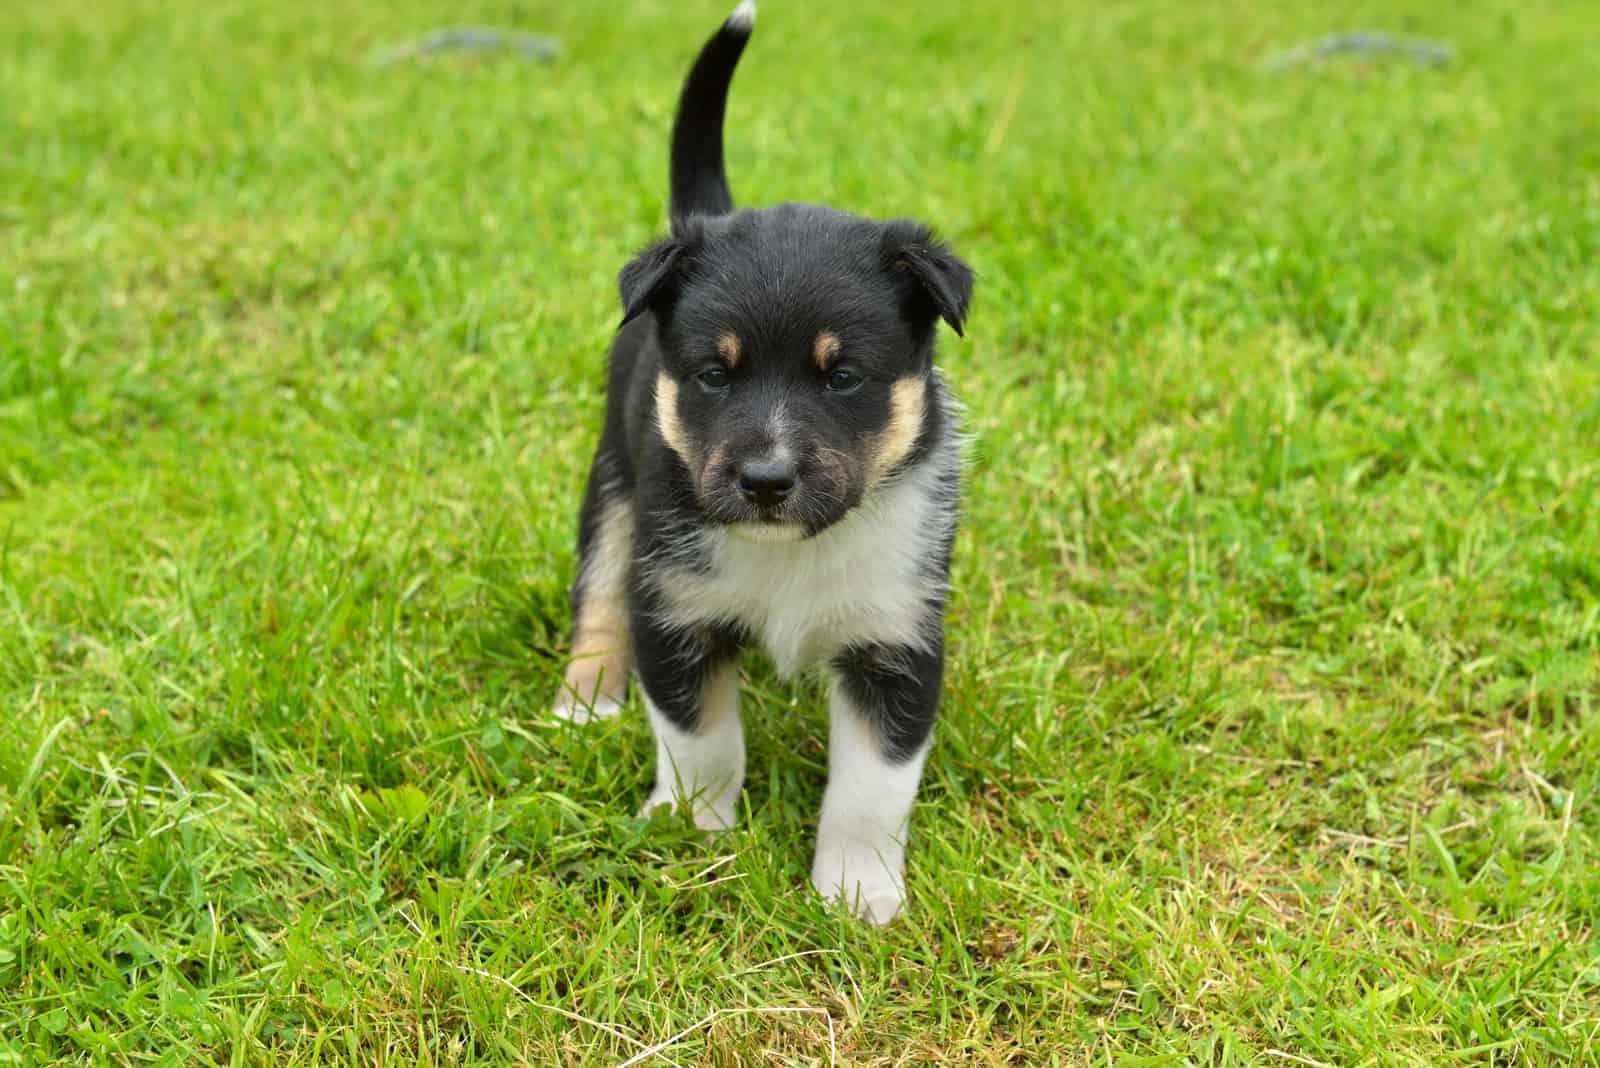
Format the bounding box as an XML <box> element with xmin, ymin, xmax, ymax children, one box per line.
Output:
<box><xmin>696</xmin><ymin>478</ymin><xmax>851</xmax><ymax>540</ymax></box>
<box><xmin>704</xmin><ymin>495</ymin><xmax>859</xmax><ymax>542</ymax></box>
<box><xmin>728</xmin><ymin>520</ymin><xmax>808</xmax><ymax>544</ymax></box>
<box><xmin>700</xmin><ymin>495</ymin><xmax>814</xmax><ymax>537</ymax></box>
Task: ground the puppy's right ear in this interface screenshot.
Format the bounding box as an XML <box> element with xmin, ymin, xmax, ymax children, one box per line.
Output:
<box><xmin>879</xmin><ymin>220</ymin><xmax>974</xmax><ymax>338</ymax></box>
<box><xmin>619</xmin><ymin>236</ymin><xmax>695</xmax><ymax>326</ymax></box>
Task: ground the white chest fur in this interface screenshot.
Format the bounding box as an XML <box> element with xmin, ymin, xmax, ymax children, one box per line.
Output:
<box><xmin>647</xmin><ymin>456</ymin><xmax>955</xmax><ymax>676</ymax></box>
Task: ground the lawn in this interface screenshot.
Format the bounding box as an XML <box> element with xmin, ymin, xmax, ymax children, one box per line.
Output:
<box><xmin>3</xmin><ymin>0</ymin><xmax>1598</xmax><ymax>1062</ymax></box>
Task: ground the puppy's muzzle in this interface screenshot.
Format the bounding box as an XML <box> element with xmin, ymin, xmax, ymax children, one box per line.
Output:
<box><xmin>736</xmin><ymin>456</ymin><xmax>797</xmax><ymax>509</ymax></box>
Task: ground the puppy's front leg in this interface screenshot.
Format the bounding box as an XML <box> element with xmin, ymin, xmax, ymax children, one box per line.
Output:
<box><xmin>813</xmin><ymin>640</ymin><xmax>942</xmax><ymax>925</ymax></box>
<box><xmin>633</xmin><ymin>612</ymin><xmax>747</xmax><ymax>832</ymax></box>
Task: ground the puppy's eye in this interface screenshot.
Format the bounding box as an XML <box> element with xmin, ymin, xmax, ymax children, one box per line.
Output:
<box><xmin>696</xmin><ymin>367</ymin><xmax>730</xmax><ymax>390</ymax></box>
<box><xmin>825</xmin><ymin>368</ymin><xmax>864</xmax><ymax>393</ymax></box>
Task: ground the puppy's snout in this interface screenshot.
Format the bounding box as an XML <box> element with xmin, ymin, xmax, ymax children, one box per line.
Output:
<box><xmin>737</xmin><ymin>457</ymin><xmax>797</xmax><ymax>508</ymax></box>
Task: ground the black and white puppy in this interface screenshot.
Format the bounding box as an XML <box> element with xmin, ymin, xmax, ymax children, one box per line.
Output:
<box><xmin>551</xmin><ymin>1</ymin><xmax>973</xmax><ymax>925</ymax></box>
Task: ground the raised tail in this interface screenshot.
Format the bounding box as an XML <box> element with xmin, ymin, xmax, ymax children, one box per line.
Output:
<box><xmin>669</xmin><ymin>1</ymin><xmax>755</xmax><ymax>228</ymax></box>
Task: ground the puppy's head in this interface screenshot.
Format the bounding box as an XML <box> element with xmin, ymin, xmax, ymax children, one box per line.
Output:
<box><xmin>620</xmin><ymin>205</ymin><xmax>971</xmax><ymax>540</ymax></box>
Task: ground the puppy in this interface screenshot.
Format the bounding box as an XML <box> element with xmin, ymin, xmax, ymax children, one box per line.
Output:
<box><xmin>552</xmin><ymin>1</ymin><xmax>973</xmax><ymax>925</ymax></box>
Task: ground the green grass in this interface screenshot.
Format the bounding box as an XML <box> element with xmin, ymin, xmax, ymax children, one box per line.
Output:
<box><xmin>3</xmin><ymin>0</ymin><xmax>1598</xmax><ymax>1062</ymax></box>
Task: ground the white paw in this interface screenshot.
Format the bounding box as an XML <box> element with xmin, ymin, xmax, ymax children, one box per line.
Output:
<box><xmin>639</xmin><ymin>783</ymin><xmax>738</xmax><ymax>832</ymax></box>
<box><xmin>550</xmin><ymin>692</ymin><xmax>623</xmax><ymax>724</ymax></box>
<box><xmin>811</xmin><ymin>843</ymin><xmax>906</xmax><ymax>925</ymax></box>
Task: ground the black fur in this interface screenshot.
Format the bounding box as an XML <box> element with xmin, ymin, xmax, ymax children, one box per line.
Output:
<box><xmin>628</xmin><ymin>581</ymin><xmax>748</xmax><ymax>732</ymax></box>
<box><xmin>831</xmin><ymin>639</ymin><xmax>946</xmax><ymax>764</ymax></box>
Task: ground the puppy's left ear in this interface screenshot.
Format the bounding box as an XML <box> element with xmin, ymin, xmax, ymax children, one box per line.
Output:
<box><xmin>619</xmin><ymin>238</ymin><xmax>689</xmax><ymax>326</ymax></box>
<box><xmin>620</xmin><ymin>222</ymin><xmax>711</xmax><ymax>327</ymax></box>
<box><xmin>881</xmin><ymin>220</ymin><xmax>975</xmax><ymax>337</ymax></box>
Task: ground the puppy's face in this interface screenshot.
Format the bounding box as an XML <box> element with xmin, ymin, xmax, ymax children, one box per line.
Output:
<box><xmin>621</xmin><ymin>206</ymin><xmax>972</xmax><ymax>539</ymax></box>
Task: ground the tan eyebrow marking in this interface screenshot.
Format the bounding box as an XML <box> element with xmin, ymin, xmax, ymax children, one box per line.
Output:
<box><xmin>717</xmin><ymin>332</ymin><xmax>741</xmax><ymax>367</ymax></box>
<box><xmin>812</xmin><ymin>331</ymin><xmax>841</xmax><ymax>370</ymax></box>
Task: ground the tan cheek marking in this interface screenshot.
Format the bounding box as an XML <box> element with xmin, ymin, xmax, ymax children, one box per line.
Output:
<box><xmin>813</xmin><ymin>331</ymin><xmax>841</xmax><ymax>371</ymax></box>
<box><xmin>706</xmin><ymin>443</ymin><xmax>729</xmax><ymax>483</ymax></box>
<box><xmin>655</xmin><ymin>372</ymin><xmax>692</xmax><ymax>465</ymax></box>
<box><xmin>867</xmin><ymin>377</ymin><xmax>927</xmax><ymax>489</ymax></box>
<box><xmin>566</xmin><ymin>498</ymin><xmax>632</xmax><ymax>707</ymax></box>
<box><xmin>717</xmin><ymin>332</ymin><xmax>741</xmax><ymax>368</ymax></box>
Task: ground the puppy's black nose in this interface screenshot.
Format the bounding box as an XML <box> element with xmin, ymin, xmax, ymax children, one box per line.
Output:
<box><xmin>737</xmin><ymin>458</ymin><xmax>797</xmax><ymax>507</ymax></box>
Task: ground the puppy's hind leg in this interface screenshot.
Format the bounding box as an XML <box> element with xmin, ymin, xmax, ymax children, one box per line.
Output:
<box><xmin>551</xmin><ymin>461</ymin><xmax>633</xmax><ymax>723</ymax></box>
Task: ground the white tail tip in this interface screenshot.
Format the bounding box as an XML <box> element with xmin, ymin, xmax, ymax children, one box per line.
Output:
<box><xmin>727</xmin><ymin>1</ymin><xmax>756</xmax><ymax>31</ymax></box>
